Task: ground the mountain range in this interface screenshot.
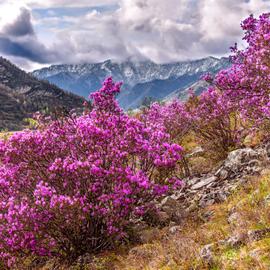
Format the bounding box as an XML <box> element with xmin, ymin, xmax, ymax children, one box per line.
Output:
<box><xmin>0</xmin><ymin>56</ymin><xmax>230</xmax><ymax>130</ymax></box>
<box><xmin>0</xmin><ymin>57</ymin><xmax>85</xmax><ymax>130</ymax></box>
<box><xmin>32</xmin><ymin>57</ymin><xmax>230</xmax><ymax>109</ymax></box>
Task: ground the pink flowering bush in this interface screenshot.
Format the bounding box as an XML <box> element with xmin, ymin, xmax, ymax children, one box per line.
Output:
<box><xmin>214</xmin><ymin>13</ymin><xmax>270</xmax><ymax>125</ymax></box>
<box><xmin>187</xmin><ymin>13</ymin><xmax>270</xmax><ymax>155</ymax></box>
<box><xmin>187</xmin><ymin>87</ymin><xmax>247</xmax><ymax>159</ymax></box>
<box><xmin>143</xmin><ymin>101</ymin><xmax>191</xmax><ymax>144</ymax></box>
<box><xmin>143</xmin><ymin>101</ymin><xmax>192</xmax><ymax>176</ymax></box>
<box><xmin>0</xmin><ymin>78</ymin><xmax>182</xmax><ymax>267</ymax></box>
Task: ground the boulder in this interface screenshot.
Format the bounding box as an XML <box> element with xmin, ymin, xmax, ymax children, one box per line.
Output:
<box><xmin>248</xmin><ymin>228</ymin><xmax>270</xmax><ymax>241</ymax></box>
<box><xmin>266</xmin><ymin>143</ymin><xmax>270</xmax><ymax>158</ymax></box>
<box><xmin>226</xmin><ymin>232</ymin><xmax>247</xmax><ymax>247</ymax></box>
<box><xmin>215</xmin><ymin>148</ymin><xmax>264</xmax><ymax>180</ymax></box>
<box><xmin>168</xmin><ymin>225</ymin><xmax>182</xmax><ymax>235</ymax></box>
<box><xmin>191</xmin><ymin>176</ymin><xmax>217</xmax><ymax>190</ymax></box>
<box><xmin>200</xmin><ymin>244</ymin><xmax>214</xmax><ymax>264</ymax></box>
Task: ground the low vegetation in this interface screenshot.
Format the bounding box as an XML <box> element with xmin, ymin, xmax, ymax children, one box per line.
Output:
<box><xmin>111</xmin><ymin>170</ymin><xmax>270</xmax><ymax>270</ymax></box>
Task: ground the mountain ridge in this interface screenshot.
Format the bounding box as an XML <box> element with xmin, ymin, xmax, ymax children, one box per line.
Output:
<box><xmin>0</xmin><ymin>56</ymin><xmax>85</xmax><ymax>130</ymax></box>
<box><xmin>32</xmin><ymin>57</ymin><xmax>230</xmax><ymax>109</ymax></box>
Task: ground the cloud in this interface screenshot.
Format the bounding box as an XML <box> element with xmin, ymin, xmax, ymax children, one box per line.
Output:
<box><xmin>0</xmin><ymin>0</ymin><xmax>270</xmax><ymax>70</ymax></box>
<box><xmin>3</xmin><ymin>8</ymin><xmax>34</xmax><ymax>36</ymax></box>
<box><xmin>0</xmin><ymin>8</ymin><xmax>59</xmax><ymax>65</ymax></box>
<box><xmin>0</xmin><ymin>36</ymin><xmax>58</xmax><ymax>63</ymax></box>
<box><xmin>22</xmin><ymin>0</ymin><xmax>118</xmax><ymax>8</ymax></box>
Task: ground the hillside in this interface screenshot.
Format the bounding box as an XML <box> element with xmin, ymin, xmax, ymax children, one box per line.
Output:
<box><xmin>0</xmin><ymin>84</ymin><xmax>26</xmax><ymax>131</ymax></box>
<box><xmin>0</xmin><ymin>57</ymin><xmax>85</xmax><ymax>130</ymax></box>
<box><xmin>32</xmin><ymin>57</ymin><xmax>230</xmax><ymax>109</ymax></box>
<box><xmin>164</xmin><ymin>80</ymin><xmax>210</xmax><ymax>102</ymax></box>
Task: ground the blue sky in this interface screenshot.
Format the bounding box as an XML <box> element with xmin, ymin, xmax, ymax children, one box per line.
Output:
<box><xmin>33</xmin><ymin>5</ymin><xmax>119</xmax><ymax>18</ymax></box>
<box><xmin>0</xmin><ymin>0</ymin><xmax>269</xmax><ymax>70</ymax></box>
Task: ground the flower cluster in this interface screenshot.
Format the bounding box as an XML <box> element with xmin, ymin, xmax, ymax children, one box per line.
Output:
<box><xmin>143</xmin><ymin>101</ymin><xmax>191</xmax><ymax>143</ymax></box>
<box><xmin>0</xmin><ymin>78</ymin><xmax>182</xmax><ymax>267</ymax></box>
<box><xmin>214</xmin><ymin>13</ymin><xmax>270</xmax><ymax>123</ymax></box>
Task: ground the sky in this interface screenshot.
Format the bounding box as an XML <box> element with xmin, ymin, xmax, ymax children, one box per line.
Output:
<box><xmin>0</xmin><ymin>0</ymin><xmax>269</xmax><ymax>71</ymax></box>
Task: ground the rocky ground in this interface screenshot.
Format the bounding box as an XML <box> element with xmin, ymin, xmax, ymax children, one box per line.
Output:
<box><xmin>155</xmin><ymin>144</ymin><xmax>270</xmax><ymax>224</ymax></box>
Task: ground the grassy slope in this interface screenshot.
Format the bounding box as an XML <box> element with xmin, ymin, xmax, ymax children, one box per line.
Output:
<box><xmin>76</xmin><ymin>171</ymin><xmax>270</xmax><ymax>270</ymax></box>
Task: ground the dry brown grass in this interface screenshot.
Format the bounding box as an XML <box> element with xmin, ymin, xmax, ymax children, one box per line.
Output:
<box><xmin>110</xmin><ymin>170</ymin><xmax>270</xmax><ymax>270</ymax></box>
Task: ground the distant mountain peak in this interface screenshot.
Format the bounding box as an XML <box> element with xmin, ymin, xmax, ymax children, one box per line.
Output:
<box><xmin>32</xmin><ymin>57</ymin><xmax>230</xmax><ymax>109</ymax></box>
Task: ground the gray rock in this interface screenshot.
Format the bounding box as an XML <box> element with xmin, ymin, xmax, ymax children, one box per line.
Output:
<box><xmin>200</xmin><ymin>244</ymin><xmax>214</xmax><ymax>263</ymax></box>
<box><xmin>216</xmin><ymin>191</ymin><xmax>229</xmax><ymax>202</ymax></box>
<box><xmin>227</xmin><ymin>212</ymin><xmax>241</xmax><ymax>225</ymax></box>
<box><xmin>248</xmin><ymin>228</ymin><xmax>270</xmax><ymax>241</ymax></box>
<box><xmin>168</xmin><ymin>225</ymin><xmax>182</xmax><ymax>235</ymax></box>
<box><xmin>170</xmin><ymin>191</ymin><xmax>185</xmax><ymax>200</ymax></box>
<box><xmin>264</xmin><ymin>194</ymin><xmax>270</xmax><ymax>205</ymax></box>
<box><xmin>153</xmin><ymin>146</ymin><xmax>269</xmax><ymax>224</ymax></box>
<box><xmin>186</xmin><ymin>146</ymin><xmax>204</xmax><ymax>158</ymax></box>
<box><xmin>226</xmin><ymin>233</ymin><xmax>246</xmax><ymax>247</ymax></box>
<box><xmin>216</xmin><ymin>148</ymin><xmax>264</xmax><ymax>179</ymax></box>
<box><xmin>215</xmin><ymin>168</ymin><xmax>229</xmax><ymax>180</ymax></box>
<box><xmin>266</xmin><ymin>143</ymin><xmax>270</xmax><ymax>158</ymax></box>
<box><xmin>160</xmin><ymin>196</ymin><xmax>179</xmax><ymax>216</ymax></box>
<box><xmin>199</xmin><ymin>198</ymin><xmax>215</xmax><ymax>208</ymax></box>
<box><xmin>191</xmin><ymin>176</ymin><xmax>217</xmax><ymax>190</ymax></box>
<box><xmin>187</xmin><ymin>176</ymin><xmax>201</xmax><ymax>186</ymax></box>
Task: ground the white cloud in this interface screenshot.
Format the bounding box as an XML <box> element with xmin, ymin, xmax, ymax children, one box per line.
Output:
<box><xmin>0</xmin><ymin>0</ymin><xmax>117</xmax><ymax>8</ymax></box>
<box><xmin>0</xmin><ymin>0</ymin><xmax>270</xmax><ymax>70</ymax></box>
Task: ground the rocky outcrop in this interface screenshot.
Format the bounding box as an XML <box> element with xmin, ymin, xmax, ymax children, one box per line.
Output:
<box><xmin>153</xmin><ymin>145</ymin><xmax>270</xmax><ymax>224</ymax></box>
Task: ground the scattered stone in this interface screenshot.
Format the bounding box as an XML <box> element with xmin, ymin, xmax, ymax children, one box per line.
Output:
<box><xmin>173</xmin><ymin>209</ymin><xmax>189</xmax><ymax>223</ymax></box>
<box><xmin>216</xmin><ymin>191</ymin><xmax>229</xmax><ymax>202</ymax></box>
<box><xmin>266</xmin><ymin>143</ymin><xmax>270</xmax><ymax>158</ymax></box>
<box><xmin>227</xmin><ymin>212</ymin><xmax>242</xmax><ymax>225</ymax></box>
<box><xmin>161</xmin><ymin>196</ymin><xmax>178</xmax><ymax>208</ymax></box>
<box><xmin>168</xmin><ymin>225</ymin><xmax>182</xmax><ymax>235</ymax></box>
<box><xmin>199</xmin><ymin>198</ymin><xmax>215</xmax><ymax>208</ymax></box>
<box><xmin>200</xmin><ymin>244</ymin><xmax>214</xmax><ymax>264</ymax></box>
<box><xmin>226</xmin><ymin>232</ymin><xmax>247</xmax><ymax>247</ymax></box>
<box><xmin>215</xmin><ymin>168</ymin><xmax>229</xmax><ymax>180</ymax></box>
<box><xmin>186</xmin><ymin>146</ymin><xmax>204</xmax><ymax>158</ymax></box>
<box><xmin>264</xmin><ymin>194</ymin><xmax>270</xmax><ymax>205</ymax></box>
<box><xmin>248</xmin><ymin>228</ymin><xmax>270</xmax><ymax>241</ymax></box>
<box><xmin>170</xmin><ymin>191</ymin><xmax>185</xmax><ymax>200</ymax></box>
<box><xmin>187</xmin><ymin>177</ymin><xmax>201</xmax><ymax>186</ymax></box>
<box><xmin>191</xmin><ymin>176</ymin><xmax>217</xmax><ymax>190</ymax></box>
<box><xmin>249</xmin><ymin>248</ymin><xmax>263</xmax><ymax>259</ymax></box>
<box><xmin>160</xmin><ymin>196</ymin><xmax>180</xmax><ymax>218</ymax></box>
<box><xmin>215</xmin><ymin>148</ymin><xmax>265</xmax><ymax>180</ymax></box>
